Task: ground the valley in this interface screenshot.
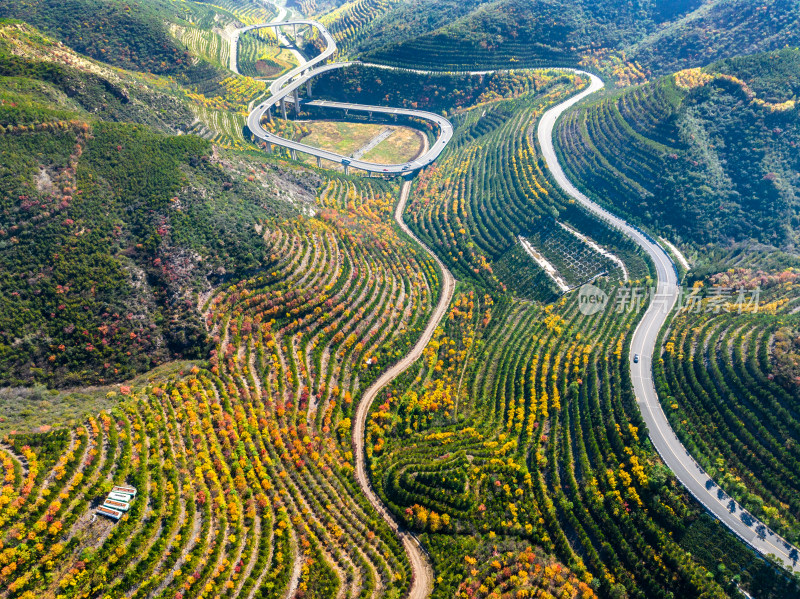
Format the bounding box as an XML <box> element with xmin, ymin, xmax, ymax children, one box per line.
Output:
<box><xmin>1</xmin><ymin>1</ymin><xmax>800</xmax><ymax>598</ymax></box>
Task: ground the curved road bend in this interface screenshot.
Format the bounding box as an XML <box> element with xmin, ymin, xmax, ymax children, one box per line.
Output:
<box><xmin>537</xmin><ymin>71</ymin><xmax>800</xmax><ymax>573</ymax></box>
<box><xmin>242</xmin><ymin>18</ymin><xmax>453</xmax><ymax>174</ymax></box>
<box><xmin>230</xmin><ymin>2</ymin><xmax>299</xmax><ymax>75</ymax></box>
<box><xmin>235</xmin><ymin>2</ymin><xmax>800</xmax><ymax>577</ymax></box>
<box><xmin>229</xmin><ymin>5</ymin><xmax>285</xmax><ymax>75</ymax></box>
<box><xmin>352</xmin><ymin>180</ymin><xmax>454</xmax><ymax>599</ymax></box>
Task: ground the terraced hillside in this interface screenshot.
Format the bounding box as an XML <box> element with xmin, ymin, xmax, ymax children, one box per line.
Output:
<box><xmin>655</xmin><ymin>268</ymin><xmax>800</xmax><ymax>546</ymax></box>
<box><xmin>0</xmin><ymin>57</ymin><xmax>307</xmax><ymax>387</ymax></box>
<box><xmin>555</xmin><ymin>49</ymin><xmax>800</xmax><ymax>249</ymax></box>
<box><xmin>170</xmin><ymin>24</ymin><xmax>231</xmax><ymax>70</ymax></box>
<box><xmin>363</xmin><ymin>0</ymin><xmax>589</xmax><ymax>71</ymax></box>
<box><xmin>352</xmin><ymin>0</ymin><xmax>800</xmax><ymax>83</ymax></box>
<box><xmin>403</xmin><ymin>71</ymin><xmax>648</xmax><ymax>301</ymax></box>
<box><xmin>0</xmin><ymin>19</ymin><xmax>274</xmax><ymax>151</ymax></box>
<box><xmin>197</xmin><ymin>0</ymin><xmax>279</xmax><ymax>26</ymax></box>
<box><xmin>318</xmin><ymin>0</ymin><xmax>400</xmax><ymax>58</ymax></box>
<box><xmin>355</xmin><ymin>0</ymin><xmax>694</xmax><ymax>71</ymax></box>
<box><xmin>237</xmin><ymin>29</ymin><xmax>297</xmax><ymax>78</ymax></box>
<box><xmin>0</xmin><ymin>0</ymin><xmax>277</xmax><ymax>77</ymax></box>
<box><xmin>366</xmin><ymin>280</ymin><xmax>755</xmax><ymax>599</ymax></box>
<box><xmin>380</xmin><ymin>63</ymin><xmax>799</xmax><ymax>598</ymax></box>
<box><xmin>0</xmin><ymin>0</ymin><xmax>281</xmax><ymax>77</ymax></box>
<box><xmin>0</xmin><ymin>175</ymin><xmax>441</xmax><ymax>599</ymax></box>
<box><xmin>308</xmin><ymin>65</ymin><xmax>556</xmax><ymax>116</ymax></box>
<box><xmin>5</xmin><ymin>1</ymin><xmax>800</xmax><ymax>598</ymax></box>
<box><xmin>317</xmin><ymin>0</ymin><xmax>486</xmax><ymax>61</ymax></box>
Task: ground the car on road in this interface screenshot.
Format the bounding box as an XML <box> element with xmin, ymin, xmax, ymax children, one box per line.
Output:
<box><xmin>633</xmin><ymin>354</ymin><xmax>640</xmax><ymax>363</ymax></box>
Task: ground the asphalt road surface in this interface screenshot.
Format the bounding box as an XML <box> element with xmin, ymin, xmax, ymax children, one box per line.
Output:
<box><xmin>242</xmin><ymin>18</ymin><xmax>452</xmax><ymax>174</ymax></box>
<box><xmin>229</xmin><ymin>3</ymin><xmax>288</xmax><ymax>75</ymax></box>
<box><xmin>538</xmin><ymin>70</ymin><xmax>800</xmax><ymax>573</ymax></box>
<box><xmin>236</xmin><ymin>1</ymin><xmax>800</xmax><ymax>580</ymax></box>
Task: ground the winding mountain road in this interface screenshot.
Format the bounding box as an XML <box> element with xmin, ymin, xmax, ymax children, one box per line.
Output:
<box><xmin>229</xmin><ymin>3</ymin><xmax>284</xmax><ymax>74</ymax></box>
<box><xmin>242</xmin><ymin>18</ymin><xmax>452</xmax><ymax>174</ymax></box>
<box><xmin>352</xmin><ymin>180</ymin><xmax>454</xmax><ymax>599</ymax></box>
<box><xmin>232</xmin><ymin>3</ymin><xmax>800</xmax><ymax>587</ymax></box>
<box><xmin>538</xmin><ymin>70</ymin><xmax>800</xmax><ymax>573</ymax></box>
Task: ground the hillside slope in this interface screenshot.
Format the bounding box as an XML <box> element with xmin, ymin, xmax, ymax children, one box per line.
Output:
<box><xmin>0</xmin><ymin>12</ymin><xmax>444</xmax><ymax>598</ymax></box>
<box><xmin>632</xmin><ymin>0</ymin><xmax>800</xmax><ymax>77</ymax></box>
<box><xmin>0</xmin><ymin>32</ymin><xmax>313</xmax><ymax>388</ymax></box>
<box><xmin>0</xmin><ymin>0</ymin><xmax>192</xmax><ymax>75</ymax></box>
<box><xmin>2</xmin><ymin>4</ymin><xmax>800</xmax><ymax>599</ymax></box>
<box><xmin>361</xmin><ymin>0</ymin><xmax>701</xmax><ymax>71</ymax></box>
<box><xmin>336</xmin><ymin>0</ymin><xmax>800</xmax><ymax>84</ymax></box>
<box><xmin>555</xmin><ymin>48</ymin><xmax>800</xmax><ymax>249</ymax></box>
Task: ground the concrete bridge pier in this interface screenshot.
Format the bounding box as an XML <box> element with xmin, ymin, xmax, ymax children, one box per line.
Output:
<box><xmin>265</xmin><ymin>141</ymin><xmax>272</xmax><ymax>153</ymax></box>
<box><xmin>290</xmin><ymin>149</ymin><xmax>297</xmax><ymax>161</ymax></box>
<box><xmin>293</xmin><ymin>24</ymin><xmax>297</xmax><ymax>39</ymax></box>
<box><xmin>343</xmin><ymin>165</ymin><xmax>349</xmax><ymax>175</ymax></box>
<box><xmin>368</xmin><ymin>111</ymin><xmax>373</xmax><ymax>119</ymax></box>
<box><xmin>316</xmin><ymin>156</ymin><xmax>321</xmax><ymax>168</ymax></box>
<box><xmin>293</xmin><ymin>89</ymin><xmax>300</xmax><ymax>115</ymax></box>
<box><xmin>306</xmin><ymin>81</ymin><xmax>312</xmax><ymax>97</ymax></box>
<box><xmin>265</xmin><ymin>106</ymin><xmax>272</xmax><ymax>122</ymax></box>
<box><xmin>280</xmin><ymin>98</ymin><xmax>288</xmax><ymax>120</ymax></box>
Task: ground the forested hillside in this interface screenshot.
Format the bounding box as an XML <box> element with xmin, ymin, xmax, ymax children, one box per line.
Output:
<box><xmin>556</xmin><ymin>49</ymin><xmax>800</xmax><ymax>249</ymax></box>
<box><xmin>320</xmin><ymin>0</ymin><xmax>487</xmax><ymax>59</ymax></box>
<box><xmin>0</xmin><ymin>0</ymin><xmax>192</xmax><ymax>75</ymax></box>
<box><xmin>363</xmin><ymin>0</ymin><xmax>700</xmax><ymax>71</ymax></box>
<box><xmin>0</xmin><ymin>23</ymin><xmax>196</xmax><ymax>133</ymax></box>
<box><xmin>310</xmin><ymin>64</ymin><xmax>567</xmax><ymax>114</ymax></box>
<box><xmin>0</xmin><ymin>30</ymin><xmax>311</xmax><ymax>388</ymax></box>
<box><xmin>632</xmin><ymin>0</ymin><xmax>800</xmax><ymax>77</ymax></box>
<box><xmin>320</xmin><ymin>0</ymin><xmax>800</xmax><ymax>85</ymax></box>
<box><xmin>2</xmin><ymin>1</ymin><xmax>800</xmax><ymax>598</ymax></box>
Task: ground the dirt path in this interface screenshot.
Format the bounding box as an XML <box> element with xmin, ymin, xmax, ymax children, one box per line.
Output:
<box><xmin>352</xmin><ymin>180</ymin><xmax>455</xmax><ymax>599</ymax></box>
